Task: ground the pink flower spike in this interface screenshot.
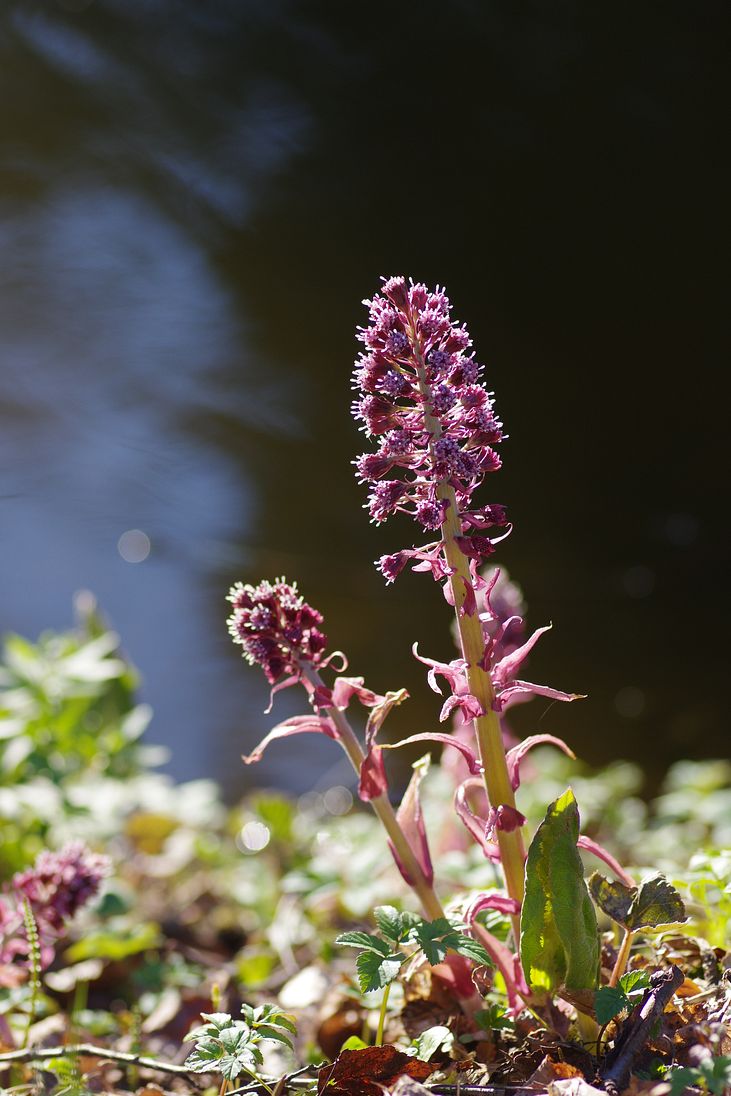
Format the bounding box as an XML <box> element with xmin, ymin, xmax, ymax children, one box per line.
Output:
<box><xmin>242</xmin><ymin>713</ymin><xmax>339</xmax><ymax>765</ymax></box>
<box><xmin>454</xmin><ymin>778</ymin><xmax>501</xmax><ymax>862</ymax></box>
<box><xmin>388</xmin><ymin>755</ymin><xmax>434</xmax><ymax>887</ymax></box>
<box><xmin>505</xmin><ymin>734</ymin><xmax>577</xmax><ymax>791</ymax></box>
<box><xmin>577</xmin><ymin>836</ymin><xmax>636</xmax><ymax>889</ymax></box>
<box><xmin>381</xmin><ymin>732</ymin><xmax>481</xmax><ymax>775</ymax></box>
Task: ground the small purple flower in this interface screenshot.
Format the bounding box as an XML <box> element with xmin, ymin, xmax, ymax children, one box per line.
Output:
<box><xmin>353</xmin><ymin>276</ymin><xmax>506</xmax><ymax>550</ymax></box>
<box><xmin>1</xmin><ymin>843</ymin><xmax>109</xmax><ymax>969</ymax></box>
<box><xmin>227</xmin><ymin>578</ymin><xmax>328</xmax><ymax>684</ymax></box>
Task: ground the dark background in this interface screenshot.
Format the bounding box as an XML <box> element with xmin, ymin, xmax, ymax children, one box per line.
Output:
<box><xmin>1</xmin><ymin>0</ymin><xmax>728</xmax><ymax>797</ymax></box>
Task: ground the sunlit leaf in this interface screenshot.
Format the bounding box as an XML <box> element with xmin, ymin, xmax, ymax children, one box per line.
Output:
<box><xmin>520</xmin><ymin>788</ymin><xmax>600</xmax><ymax>995</ymax></box>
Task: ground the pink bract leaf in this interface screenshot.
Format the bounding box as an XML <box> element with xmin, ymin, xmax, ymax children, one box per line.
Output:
<box><xmin>577</xmin><ymin>835</ymin><xmax>635</xmax><ymax>889</ymax></box>
<box><xmin>389</xmin><ymin>755</ymin><xmax>433</xmax><ymax>887</ymax></box>
<box><xmin>440</xmin><ymin>692</ymin><xmax>483</xmax><ymax>723</ymax></box>
<box><xmin>242</xmin><ymin>713</ymin><xmax>339</xmax><ymax>764</ymax></box>
<box><xmin>263</xmin><ymin>673</ymin><xmax>300</xmax><ymax>714</ymax></box>
<box><xmin>505</xmin><ymin>734</ymin><xmax>577</xmax><ymax>791</ymax></box>
<box><xmin>412</xmin><ymin>644</ymin><xmax>466</xmax><ymax>695</ymax></box>
<box><xmin>358</xmin><ymin>688</ymin><xmax>409</xmax><ymax>802</ymax></box>
<box><xmin>495</xmin><ymin>680</ymin><xmax>585</xmax><ymax>712</ymax></box>
<box><xmin>465</xmin><ymin>892</ymin><xmax>521</xmax><ymax>921</ymax></box>
<box><xmin>331</xmin><ymin>676</ymin><xmax>383</xmax><ymax>710</ymax></box>
<box><xmin>358</xmin><ymin>746</ymin><xmax>389</xmax><ymax>801</ymax></box>
<box><xmin>454</xmin><ymin>778</ymin><xmax>501</xmax><ymax>862</ymax></box>
<box><xmin>381</xmin><ymin>732</ymin><xmax>481</xmax><ymax>775</ymax></box>
<box><xmin>465</xmin><ymin>913</ymin><xmax>530</xmax><ymax>1014</ymax></box>
<box><xmin>492</xmin><ymin>625</ymin><xmax>553</xmax><ymax>687</ymax></box>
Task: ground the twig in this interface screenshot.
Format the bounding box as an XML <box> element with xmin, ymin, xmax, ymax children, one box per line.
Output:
<box><xmin>0</xmin><ymin>1043</ymin><xmax>194</xmax><ymax>1076</ymax></box>
<box><xmin>600</xmin><ymin>963</ymin><xmax>684</xmax><ymax>1096</ymax></box>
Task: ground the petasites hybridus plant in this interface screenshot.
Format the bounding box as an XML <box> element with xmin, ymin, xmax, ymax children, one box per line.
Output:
<box><xmin>352</xmin><ymin>276</ymin><xmax>582</xmax><ymax>927</ymax></box>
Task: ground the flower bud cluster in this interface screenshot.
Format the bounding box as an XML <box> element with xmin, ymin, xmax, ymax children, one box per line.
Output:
<box><xmin>227</xmin><ymin>578</ymin><xmax>328</xmax><ymax>684</ymax></box>
<box><xmin>353</xmin><ymin>276</ymin><xmax>508</xmax><ymax>577</ymax></box>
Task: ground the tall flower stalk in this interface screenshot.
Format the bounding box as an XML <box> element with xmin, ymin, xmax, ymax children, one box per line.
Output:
<box><xmin>353</xmin><ymin>277</ymin><xmax>579</xmax><ymax>937</ymax></box>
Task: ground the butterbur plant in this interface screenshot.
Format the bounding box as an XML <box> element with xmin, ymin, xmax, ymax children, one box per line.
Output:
<box><xmin>0</xmin><ymin>842</ymin><xmax>109</xmax><ymax>973</ymax></box>
<box><xmin>228</xmin><ymin>276</ymin><xmax>637</xmax><ymax>1019</ymax></box>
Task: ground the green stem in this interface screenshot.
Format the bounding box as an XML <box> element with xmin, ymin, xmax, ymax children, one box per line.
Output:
<box><xmin>375</xmin><ymin>983</ymin><xmax>391</xmax><ymax>1047</ymax></box>
<box><xmin>409</xmin><ymin>333</ymin><xmax>525</xmax><ymax>941</ymax></box>
<box><xmin>609</xmin><ymin>928</ymin><xmax>634</xmax><ymax>987</ymax></box>
<box><xmin>300</xmin><ymin>664</ymin><xmax>445</xmax><ymax>922</ymax></box>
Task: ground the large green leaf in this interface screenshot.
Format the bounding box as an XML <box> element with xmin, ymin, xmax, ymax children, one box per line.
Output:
<box><xmin>520</xmin><ymin>788</ymin><xmax>600</xmax><ymax>995</ymax></box>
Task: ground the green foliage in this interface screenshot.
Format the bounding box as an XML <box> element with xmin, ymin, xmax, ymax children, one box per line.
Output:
<box><xmin>589</xmin><ymin>873</ymin><xmax>687</xmax><ymax>931</ymax></box>
<box><xmin>184</xmin><ymin>1005</ymin><xmax>296</xmax><ymax>1084</ymax></box>
<box><xmin>0</xmin><ymin>603</ymin><xmax>158</xmax><ymax>873</ymax></box>
<box><xmin>664</xmin><ymin>1055</ymin><xmax>731</xmax><ymax>1096</ymax></box>
<box><xmin>336</xmin><ymin>906</ymin><xmax>491</xmax><ymax>994</ymax></box>
<box><xmin>410</xmin><ymin>1024</ymin><xmax>453</xmax><ymax>1061</ymax></box>
<box><xmin>520</xmin><ymin>789</ymin><xmax>600</xmax><ymax>996</ymax></box>
<box><xmin>474</xmin><ymin>1003</ymin><xmax>515</xmax><ymax>1032</ymax></box>
<box><xmin>674</xmin><ymin>851</ymin><xmax>731</xmax><ymax>948</ymax></box>
<box><xmin>594</xmin><ymin>970</ymin><xmax>651</xmax><ymax>1025</ymax></box>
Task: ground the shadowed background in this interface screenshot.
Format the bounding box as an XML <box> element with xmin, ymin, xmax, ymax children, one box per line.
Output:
<box><xmin>1</xmin><ymin>0</ymin><xmax>728</xmax><ymax>798</ymax></box>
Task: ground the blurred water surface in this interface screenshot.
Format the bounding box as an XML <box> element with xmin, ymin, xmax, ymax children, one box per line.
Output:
<box><xmin>0</xmin><ymin>1</ymin><xmax>727</xmax><ymax>797</ymax></box>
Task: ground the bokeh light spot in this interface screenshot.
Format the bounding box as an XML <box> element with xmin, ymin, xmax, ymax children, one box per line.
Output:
<box><xmin>118</xmin><ymin>529</ymin><xmax>151</xmax><ymax>563</ymax></box>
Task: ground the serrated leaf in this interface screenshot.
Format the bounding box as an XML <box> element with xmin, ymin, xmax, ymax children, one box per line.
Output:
<box><xmin>520</xmin><ymin>788</ymin><xmax>600</xmax><ymax>995</ymax></box>
<box><xmin>594</xmin><ymin>985</ymin><xmax>630</xmax><ymax>1025</ymax></box>
<box><xmin>589</xmin><ymin>873</ymin><xmax>636</xmax><ymax>925</ymax></box>
<box><xmin>412</xmin><ymin>918</ymin><xmax>454</xmax><ymax>965</ymax></box>
<box><xmin>625</xmin><ymin>875</ymin><xmax>687</xmax><ymax>931</ymax></box>
<box><xmin>374</xmin><ymin>905</ymin><xmax>403</xmax><ymax>943</ymax></box>
<box><xmin>336</xmin><ymin>931</ymin><xmax>391</xmax><ymax>956</ymax></box>
<box><xmin>448</xmin><ymin>933</ymin><xmax>492</xmax><ymax>967</ymax></box>
<box><xmin>355</xmin><ymin>950</ymin><xmax>404</xmax><ymax>993</ymax></box>
<box><xmin>619</xmin><ymin>969</ymin><xmax>651</xmax><ymax>997</ymax></box>
<box><xmin>254</xmin><ymin>1024</ymin><xmax>294</xmax><ymax>1049</ymax></box>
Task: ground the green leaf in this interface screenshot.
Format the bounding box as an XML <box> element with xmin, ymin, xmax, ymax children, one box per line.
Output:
<box><xmin>589</xmin><ymin>873</ymin><xmax>635</xmax><ymax>925</ymax></box>
<box><xmin>589</xmin><ymin>874</ymin><xmax>687</xmax><ymax>932</ymax></box>
<box><xmin>355</xmin><ymin>950</ymin><xmax>404</xmax><ymax>993</ymax></box>
<box><xmin>448</xmin><ymin>932</ymin><xmax>492</xmax><ymax>967</ymax></box>
<box><xmin>412</xmin><ymin>918</ymin><xmax>454</xmax><ymax>965</ymax></box>
<box><xmin>474</xmin><ymin>1005</ymin><xmax>514</xmax><ymax>1032</ymax></box>
<box><xmin>594</xmin><ymin>986</ymin><xmax>630</xmax><ymax>1025</ymax></box>
<box><xmin>625</xmin><ymin>875</ymin><xmax>687</xmax><ymax>930</ymax></box>
<box><xmin>65</xmin><ymin>921</ymin><xmax>161</xmax><ymax>962</ymax></box>
<box><xmin>340</xmin><ymin>1035</ymin><xmax>369</xmax><ymax>1051</ymax></box>
<box><xmin>335</xmin><ymin>931</ymin><xmax>391</xmax><ymax>956</ymax></box>
<box><xmin>665</xmin><ymin>1065</ymin><xmax>704</xmax><ymax>1096</ymax></box>
<box><xmin>373</xmin><ymin>905</ymin><xmax>420</xmax><ymax>944</ymax></box>
<box><xmin>520</xmin><ymin>788</ymin><xmax>600</xmax><ymax>995</ymax></box>
<box><xmin>413</xmin><ymin>1025</ymin><xmax>453</xmax><ymax>1061</ymax></box>
<box><xmin>619</xmin><ymin>970</ymin><xmax>651</xmax><ymax>998</ymax></box>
